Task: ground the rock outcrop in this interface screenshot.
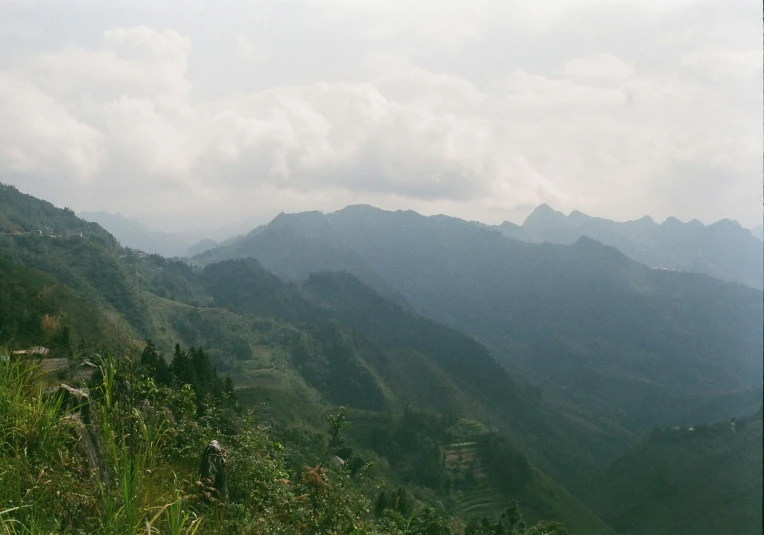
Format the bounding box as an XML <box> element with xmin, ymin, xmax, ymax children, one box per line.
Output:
<box><xmin>199</xmin><ymin>440</ymin><xmax>228</xmax><ymax>502</ymax></box>
<box><xmin>51</xmin><ymin>384</ymin><xmax>109</xmax><ymax>486</ymax></box>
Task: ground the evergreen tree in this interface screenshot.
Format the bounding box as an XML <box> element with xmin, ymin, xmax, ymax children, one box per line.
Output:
<box><xmin>170</xmin><ymin>343</ymin><xmax>193</xmax><ymax>386</ymax></box>
<box><xmin>223</xmin><ymin>373</ymin><xmax>237</xmax><ymax>407</ymax></box>
<box><xmin>393</xmin><ymin>487</ymin><xmax>413</xmax><ymax>517</ymax></box>
<box><xmin>139</xmin><ymin>340</ymin><xmax>171</xmax><ymax>385</ymax></box>
<box><xmin>224</xmin><ymin>373</ymin><xmax>235</xmax><ymax>397</ymax></box>
<box><xmin>374</xmin><ymin>490</ymin><xmax>387</xmax><ymax>517</ymax></box>
<box><xmin>57</xmin><ymin>326</ymin><xmax>72</xmax><ymax>357</ymax></box>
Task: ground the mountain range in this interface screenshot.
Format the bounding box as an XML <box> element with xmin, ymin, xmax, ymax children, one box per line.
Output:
<box><xmin>80</xmin><ymin>206</ymin><xmax>763</xmax><ymax>292</ymax></box>
<box><xmin>2</xmin><ymin>183</ymin><xmax>761</xmax><ymax>535</ymax></box>
<box><xmin>501</xmin><ymin>204</ymin><xmax>762</xmax><ymax>289</ymax></box>
<box><xmin>194</xmin><ymin>205</ymin><xmax>763</xmax><ymax>434</ymax></box>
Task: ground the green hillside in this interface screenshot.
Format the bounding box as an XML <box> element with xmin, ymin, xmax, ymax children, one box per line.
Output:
<box><xmin>0</xmin><ymin>184</ymin><xmax>115</xmax><ymax>245</ymax></box>
<box><xmin>345</xmin><ymin>411</ymin><xmax>615</xmax><ymax>535</ymax></box>
<box><xmin>0</xmin><ymin>257</ymin><xmax>118</xmax><ymax>350</ymax></box>
<box><xmin>136</xmin><ymin>256</ymin><xmax>630</xmax><ymax>489</ymax></box>
<box><xmin>587</xmin><ymin>411</ymin><xmax>763</xmax><ymax>535</ymax></box>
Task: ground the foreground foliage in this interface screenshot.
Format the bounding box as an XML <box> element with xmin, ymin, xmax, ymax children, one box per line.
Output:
<box><xmin>0</xmin><ymin>350</ymin><xmax>566</xmax><ymax>535</ymax></box>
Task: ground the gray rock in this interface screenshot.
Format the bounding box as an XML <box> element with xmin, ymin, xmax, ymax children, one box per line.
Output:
<box><xmin>199</xmin><ymin>440</ymin><xmax>228</xmax><ymax>502</ymax></box>
<box><xmin>50</xmin><ymin>384</ymin><xmax>109</xmax><ymax>486</ymax></box>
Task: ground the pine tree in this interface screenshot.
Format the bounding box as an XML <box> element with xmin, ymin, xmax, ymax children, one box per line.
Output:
<box><xmin>170</xmin><ymin>343</ymin><xmax>193</xmax><ymax>386</ymax></box>
<box><xmin>374</xmin><ymin>490</ymin><xmax>387</xmax><ymax>516</ymax></box>
<box><xmin>140</xmin><ymin>340</ymin><xmax>170</xmax><ymax>385</ymax></box>
<box><xmin>223</xmin><ymin>373</ymin><xmax>237</xmax><ymax>406</ymax></box>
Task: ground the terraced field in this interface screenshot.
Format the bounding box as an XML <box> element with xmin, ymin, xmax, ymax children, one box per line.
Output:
<box><xmin>450</xmin><ymin>419</ymin><xmax>486</xmax><ymax>441</ymax></box>
<box><xmin>442</xmin><ymin>442</ymin><xmax>477</xmax><ymax>472</ymax></box>
<box><xmin>452</xmin><ymin>480</ymin><xmax>508</xmax><ymax>520</ymax></box>
<box><xmin>441</xmin><ymin>419</ymin><xmax>505</xmax><ymax>521</ymax></box>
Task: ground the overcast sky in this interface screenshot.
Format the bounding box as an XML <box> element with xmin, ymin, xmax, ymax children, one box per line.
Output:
<box><xmin>0</xmin><ymin>0</ymin><xmax>761</xmax><ymax>234</ymax></box>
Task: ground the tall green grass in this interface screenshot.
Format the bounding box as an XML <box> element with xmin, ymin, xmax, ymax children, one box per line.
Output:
<box><xmin>0</xmin><ymin>353</ymin><xmax>199</xmax><ymax>534</ymax></box>
<box><xmin>93</xmin><ymin>354</ymin><xmax>197</xmax><ymax>535</ymax></box>
<box><xmin>0</xmin><ymin>357</ymin><xmax>71</xmax><ymax>531</ymax></box>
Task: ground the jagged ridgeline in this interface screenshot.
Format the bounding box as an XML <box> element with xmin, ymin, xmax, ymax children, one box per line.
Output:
<box><xmin>510</xmin><ymin>204</ymin><xmax>763</xmax><ymax>290</ymax></box>
<box><xmin>1</xmin><ymin>184</ymin><xmax>761</xmax><ymax>535</ymax></box>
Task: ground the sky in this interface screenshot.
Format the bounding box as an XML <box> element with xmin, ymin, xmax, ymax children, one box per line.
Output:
<box><xmin>0</xmin><ymin>0</ymin><xmax>761</xmax><ymax>235</ymax></box>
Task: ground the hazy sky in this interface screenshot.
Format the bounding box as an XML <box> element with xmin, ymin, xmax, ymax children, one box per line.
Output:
<box><xmin>1</xmin><ymin>0</ymin><xmax>761</xmax><ymax>233</ymax></box>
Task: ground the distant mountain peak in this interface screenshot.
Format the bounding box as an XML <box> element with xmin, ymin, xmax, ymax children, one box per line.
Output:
<box><xmin>270</xmin><ymin>210</ymin><xmax>327</xmax><ymax>227</ymax></box>
<box><xmin>662</xmin><ymin>216</ymin><xmax>683</xmax><ymax>226</ymax></box>
<box><xmin>338</xmin><ymin>204</ymin><xmax>384</xmax><ymax>212</ymax></box>
<box><xmin>498</xmin><ymin>220</ymin><xmax>523</xmax><ymax>230</ymax></box>
<box><xmin>272</xmin><ymin>209</ymin><xmax>324</xmax><ymax>219</ymax></box>
<box><xmin>533</xmin><ymin>203</ymin><xmax>562</xmax><ymax>215</ymax></box>
<box><xmin>568</xmin><ymin>209</ymin><xmax>590</xmax><ymax>220</ymax></box>
<box><xmin>631</xmin><ymin>215</ymin><xmax>656</xmax><ymax>226</ymax></box>
<box><xmin>332</xmin><ymin>204</ymin><xmax>391</xmax><ymax>218</ymax></box>
<box><xmin>709</xmin><ymin>218</ymin><xmax>743</xmax><ymax>229</ymax></box>
<box><xmin>523</xmin><ymin>203</ymin><xmax>568</xmax><ymax>227</ymax></box>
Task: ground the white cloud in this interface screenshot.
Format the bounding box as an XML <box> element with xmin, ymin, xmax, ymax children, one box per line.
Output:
<box><xmin>28</xmin><ymin>26</ymin><xmax>191</xmax><ymax>101</ymax></box>
<box><xmin>563</xmin><ymin>54</ymin><xmax>636</xmax><ymax>82</ymax></box>
<box><xmin>0</xmin><ymin>73</ymin><xmax>105</xmax><ymax>181</ymax></box>
<box><xmin>0</xmin><ymin>0</ymin><xmax>761</xmax><ymax>230</ymax></box>
<box><xmin>680</xmin><ymin>47</ymin><xmax>762</xmax><ymax>79</ymax></box>
<box><xmin>236</xmin><ymin>33</ymin><xmax>265</xmax><ymax>61</ymax></box>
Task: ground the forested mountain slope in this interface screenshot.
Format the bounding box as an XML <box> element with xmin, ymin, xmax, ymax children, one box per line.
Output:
<box><xmin>195</xmin><ymin>205</ymin><xmax>763</xmax><ymax>433</ymax></box>
<box><xmin>587</xmin><ymin>410</ymin><xmax>763</xmax><ymax>535</ymax></box>
<box><xmin>0</xmin><ymin>185</ymin><xmax>149</xmax><ymax>333</ymax></box>
<box><xmin>0</xmin><ymin>257</ymin><xmax>118</xmax><ymax>350</ymax></box>
<box><xmin>140</xmin><ymin>257</ymin><xmax>632</xmax><ymax>487</ymax></box>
